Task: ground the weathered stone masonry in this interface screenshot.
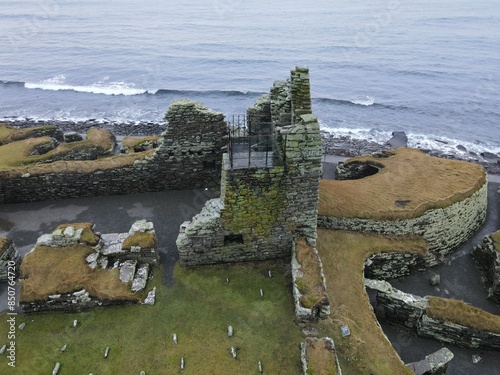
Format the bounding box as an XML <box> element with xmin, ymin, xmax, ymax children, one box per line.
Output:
<box><xmin>176</xmin><ymin>68</ymin><xmax>323</xmax><ymax>266</ymax></box>
<box><xmin>472</xmin><ymin>231</ymin><xmax>500</xmax><ymax>304</ymax></box>
<box><xmin>0</xmin><ymin>100</ymin><xmax>227</xmax><ymax>203</ymax></box>
<box><xmin>319</xmin><ymin>181</ymin><xmax>488</xmax><ymax>278</ymax></box>
<box><xmin>366</xmin><ymin>279</ymin><xmax>500</xmax><ymax>351</ymax></box>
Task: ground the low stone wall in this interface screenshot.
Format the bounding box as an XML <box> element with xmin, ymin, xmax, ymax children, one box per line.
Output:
<box><xmin>319</xmin><ymin>181</ymin><xmax>488</xmax><ymax>277</ymax></box>
<box><xmin>366</xmin><ymin>279</ymin><xmax>500</xmax><ymax>350</ymax></box>
<box><xmin>20</xmin><ymin>221</ymin><xmax>158</xmax><ymax>313</ymax></box>
<box><xmin>0</xmin><ymin>238</ymin><xmax>21</xmax><ymax>282</ymax></box>
<box><xmin>291</xmin><ymin>239</ymin><xmax>330</xmax><ymax>323</ymax></box>
<box><xmin>472</xmin><ymin>232</ymin><xmax>500</xmax><ymax>304</ymax></box>
<box><xmin>300</xmin><ymin>337</ymin><xmax>342</xmax><ymax>375</ymax></box>
<box><xmin>0</xmin><ymin>100</ymin><xmax>227</xmax><ymax>203</ymax></box>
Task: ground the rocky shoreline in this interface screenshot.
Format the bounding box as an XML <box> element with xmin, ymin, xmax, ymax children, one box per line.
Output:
<box><xmin>321</xmin><ymin>130</ymin><xmax>500</xmax><ymax>175</ymax></box>
<box><xmin>3</xmin><ymin>118</ymin><xmax>500</xmax><ymax>175</ymax></box>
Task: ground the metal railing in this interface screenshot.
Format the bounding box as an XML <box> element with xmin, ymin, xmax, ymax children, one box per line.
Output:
<box><xmin>226</xmin><ymin>115</ymin><xmax>277</xmax><ymax>169</ymax></box>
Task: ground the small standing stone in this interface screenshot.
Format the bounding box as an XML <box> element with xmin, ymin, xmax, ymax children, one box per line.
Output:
<box><xmin>173</xmin><ymin>333</ymin><xmax>178</xmax><ymax>344</ymax></box>
<box><xmin>73</xmin><ymin>319</ymin><xmax>78</xmax><ymax>328</ymax></box>
<box><xmin>52</xmin><ymin>362</ymin><xmax>60</xmax><ymax>375</ymax></box>
<box><xmin>180</xmin><ymin>357</ymin><xmax>185</xmax><ymax>370</ymax></box>
<box><xmin>226</xmin><ymin>278</ymin><xmax>230</xmax><ymax>284</ymax></box>
<box><xmin>259</xmin><ymin>289</ymin><xmax>264</xmax><ymax>297</ymax></box>
<box><xmin>268</xmin><ymin>270</ymin><xmax>272</xmax><ymax>278</ymax></box>
<box><xmin>0</xmin><ymin>344</ymin><xmax>6</xmax><ymax>354</ymax></box>
<box><xmin>140</xmin><ymin>372</ymin><xmax>146</xmax><ymax>375</ymax></box>
<box><xmin>60</xmin><ymin>344</ymin><xmax>67</xmax><ymax>353</ymax></box>
<box><xmin>258</xmin><ymin>361</ymin><xmax>263</xmax><ymax>373</ymax></box>
<box><xmin>104</xmin><ymin>346</ymin><xmax>110</xmax><ymax>358</ymax></box>
<box><xmin>228</xmin><ymin>325</ymin><xmax>234</xmax><ymax>337</ymax></box>
<box><xmin>19</xmin><ymin>322</ymin><xmax>26</xmax><ymax>330</ymax></box>
<box><xmin>230</xmin><ymin>346</ymin><xmax>237</xmax><ymax>359</ymax></box>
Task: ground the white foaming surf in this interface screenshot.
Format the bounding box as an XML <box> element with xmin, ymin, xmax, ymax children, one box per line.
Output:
<box><xmin>24</xmin><ymin>75</ymin><xmax>147</xmax><ymax>96</ymax></box>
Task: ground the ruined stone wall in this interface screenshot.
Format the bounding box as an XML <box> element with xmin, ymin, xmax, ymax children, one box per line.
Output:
<box><xmin>366</xmin><ymin>279</ymin><xmax>500</xmax><ymax>350</ymax></box>
<box><xmin>319</xmin><ymin>181</ymin><xmax>488</xmax><ymax>276</ymax></box>
<box><xmin>177</xmin><ymin>68</ymin><xmax>322</xmax><ymax>266</ymax></box>
<box><xmin>472</xmin><ymin>232</ymin><xmax>500</xmax><ymax>304</ymax></box>
<box><xmin>0</xmin><ymin>100</ymin><xmax>227</xmax><ymax>203</ymax></box>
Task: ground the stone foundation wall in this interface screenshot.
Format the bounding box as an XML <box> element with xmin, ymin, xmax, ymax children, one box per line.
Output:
<box><xmin>366</xmin><ymin>279</ymin><xmax>500</xmax><ymax>350</ymax></box>
<box><xmin>291</xmin><ymin>239</ymin><xmax>330</xmax><ymax>323</ymax></box>
<box><xmin>0</xmin><ymin>238</ymin><xmax>21</xmax><ymax>282</ymax></box>
<box><xmin>472</xmin><ymin>232</ymin><xmax>500</xmax><ymax>303</ymax></box>
<box><xmin>300</xmin><ymin>337</ymin><xmax>342</xmax><ymax>375</ymax></box>
<box><xmin>0</xmin><ymin>100</ymin><xmax>227</xmax><ymax>203</ymax></box>
<box><xmin>319</xmin><ymin>181</ymin><xmax>488</xmax><ymax>276</ymax></box>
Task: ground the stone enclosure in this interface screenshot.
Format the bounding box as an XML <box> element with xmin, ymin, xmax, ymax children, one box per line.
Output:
<box><xmin>19</xmin><ymin>220</ymin><xmax>158</xmax><ymax>313</ymax></box>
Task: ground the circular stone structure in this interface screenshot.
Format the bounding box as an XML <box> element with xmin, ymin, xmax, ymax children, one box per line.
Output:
<box><xmin>318</xmin><ymin>148</ymin><xmax>487</xmax><ymax>271</ymax></box>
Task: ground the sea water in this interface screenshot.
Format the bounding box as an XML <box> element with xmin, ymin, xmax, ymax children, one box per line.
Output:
<box><xmin>0</xmin><ymin>0</ymin><xmax>499</xmax><ymax>155</ymax></box>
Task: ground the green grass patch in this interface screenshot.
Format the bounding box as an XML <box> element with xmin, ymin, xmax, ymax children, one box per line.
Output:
<box><xmin>315</xmin><ymin>229</ymin><xmax>427</xmax><ymax>375</ymax></box>
<box><xmin>305</xmin><ymin>338</ymin><xmax>338</xmax><ymax>375</ymax></box>
<box><xmin>1</xmin><ymin>261</ymin><xmax>303</xmax><ymax>374</ymax></box>
<box><xmin>427</xmin><ymin>296</ymin><xmax>500</xmax><ymax>334</ymax></box>
<box><xmin>122</xmin><ymin>231</ymin><xmax>157</xmax><ymax>250</ymax></box>
<box><xmin>319</xmin><ymin>148</ymin><xmax>486</xmax><ymax>220</ymax></box>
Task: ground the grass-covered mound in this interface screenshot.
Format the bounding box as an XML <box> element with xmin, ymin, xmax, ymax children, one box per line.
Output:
<box><xmin>0</xmin><ymin>127</ymin><xmax>116</xmax><ymax>168</ymax></box>
<box><xmin>315</xmin><ymin>228</ymin><xmax>427</xmax><ymax>375</ymax></box>
<box><xmin>20</xmin><ymin>244</ymin><xmax>138</xmax><ymax>303</ymax></box>
<box><xmin>427</xmin><ymin>297</ymin><xmax>500</xmax><ymax>334</ymax></box>
<box><xmin>319</xmin><ymin>148</ymin><xmax>486</xmax><ymax>220</ymax></box>
<box><xmin>0</xmin><ymin>123</ymin><xmax>59</xmax><ymax>145</ymax></box>
<box><xmin>1</xmin><ymin>261</ymin><xmax>303</xmax><ymax>374</ymax></box>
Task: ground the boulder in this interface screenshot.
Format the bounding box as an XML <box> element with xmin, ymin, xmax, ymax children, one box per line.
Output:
<box><xmin>387</xmin><ymin>131</ymin><xmax>408</xmax><ymax>148</ymax></box>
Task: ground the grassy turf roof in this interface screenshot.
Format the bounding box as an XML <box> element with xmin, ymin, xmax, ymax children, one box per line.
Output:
<box><xmin>122</xmin><ymin>135</ymin><xmax>160</xmax><ymax>149</ymax></box>
<box><xmin>315</xmin><ymin>228</ymin><xmax>427</xmax><ymax>375</ymax></box>
<box><xmin>20</xmin><ymin>244</ymin><xmax>138</xmax><ymax>303</ymax></box>
<box><xmin>319</xmin><ymin>148</ymin><xmax>486</xmax><ymax>220</ymax></box>
<box><xmin>427</xmin><ymin>296</ymin><xmax>500</xmax><ymax>334</ymax></box>
<box><xmin>0</xmin><ymin>123</ymin><xmax>58</xmax><ymax>145</ymax></box>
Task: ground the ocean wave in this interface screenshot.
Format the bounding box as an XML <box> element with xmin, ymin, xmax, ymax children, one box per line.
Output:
<box><xmin>152</xmin><ymin>89</ymin><xmax>263</xmax><ymax>97</ymax></box>
<box><xmin>23</xmin><ymin>75</ymin><xmax>147</xmax><ymax>96</ymax></box>
<box><xmin>1</xmin><ymin>77</ymin><xmax>263</xmax><ymax>98</ymax></box>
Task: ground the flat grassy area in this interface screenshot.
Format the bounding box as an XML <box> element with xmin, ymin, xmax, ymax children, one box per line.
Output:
<box><xmin>0</xmin><ymin>237</ymin><xmax>11</xmax><ymax>255</ymax></box>
<box><xmin>427</xmin><ymin>297</ymin><xmax>500</xmax><ymax>334</ymax></box>
<box><xmin>20</xmin><ymin>244</ymin><xmax>137</xmax><ymax>303</ymax></box>
<box><xmin>319</xmin><ymin>148</ymin><xmax>486</xmax><ymax>220</ymax></box>
<box><xmin>1</xmin><ymin>261</ymin><xmax>303</xmax><ymax>374</ymax></box>
<box><xmin>315</xmin><ymin>228</ymin><xmax>427</xmax><ymax>375</ymax></box>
